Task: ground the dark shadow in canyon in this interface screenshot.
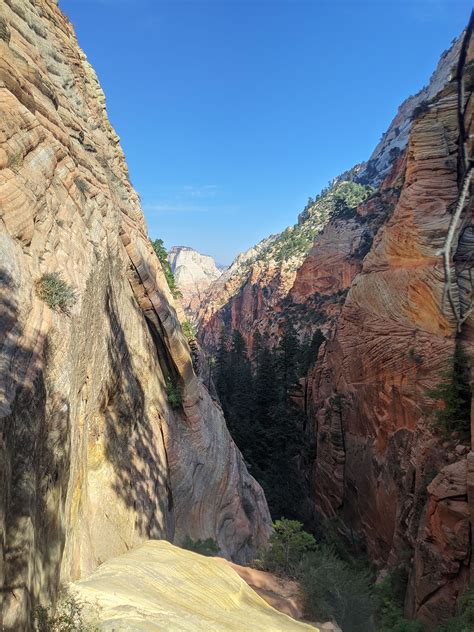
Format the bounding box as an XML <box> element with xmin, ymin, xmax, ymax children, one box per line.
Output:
<box><xmin>102</xmin><ymin>288</ymin><xmax>173</xmax><ymax>541</ymax></box>
<box><xmin>1</xmin><ymin>268</ymin><xmax>69</xmax><ymax>631</ymax></box>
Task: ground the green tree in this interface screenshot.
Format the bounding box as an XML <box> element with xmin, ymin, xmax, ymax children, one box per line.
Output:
<box><xmin>300</xmin><ymin>547</ymin><xmax>376</xmax><ymax>632</ymax></box>
<box><xmin>227</xmin><ymin>331</ymin><xmax>255</xmax><ymax>451</ymax></box>
<box><xmin>261</xmin><ymin>519</ymin><xmax>316</xmax><ymax>577</ymax></box>
<box><xmin>151</xmin><ymin>238</ymin><xmax>181</xmax><ymax>298</ymax></box>
<box><xmin>429</xmin><ymin>344</ymin><xmax>471</xmax><ymax>441</ymax></box>
<box><xmin>300</xmin><ymin>329</ymin><xmax>325</xmax><ymax>375</ymax></box>
<box><xmin>276</xmin><ymin>319</ymin><xmax>300</xmax><ymax>401</ymax></box>
<box><xmin>435</xmin><ymin>588</ymin><xmax>474</xmax><ymax>632</ymax></box>
<box><xmin>375</xmin><ymin>572</ymin><xmax>423</xmax><ymax>632</ymax></box>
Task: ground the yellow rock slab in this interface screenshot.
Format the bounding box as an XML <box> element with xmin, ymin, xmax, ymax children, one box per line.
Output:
<box><xmin>73</xmin><ymin>540</ymin><xmax>319</xmax><ymax>631</ymax></box>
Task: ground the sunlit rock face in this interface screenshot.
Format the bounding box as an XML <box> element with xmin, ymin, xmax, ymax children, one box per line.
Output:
<box><xmin>168</xmin><ymin>246</ymin><xmax>223</xmax><ymax>319</ymax></box>
<box><xmin>72</xmin><ymin>541</ymin><xmax>320</xmax><ymax>632</ymax></box>
<box><xmin>0</xmin><ymin>1</ymin><xmax>271</xmax><ymax>629</ymax></box>
<box><xmin>307</xmin><ymin>27</ymin><xmax>473</xmax><ymax>627</ymax></box>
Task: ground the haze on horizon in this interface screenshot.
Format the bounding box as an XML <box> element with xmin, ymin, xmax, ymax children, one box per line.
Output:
<box><xmin>59</xmin><ymin>0</ymin><xmax>471</xmax><ymax>265</ymax></box>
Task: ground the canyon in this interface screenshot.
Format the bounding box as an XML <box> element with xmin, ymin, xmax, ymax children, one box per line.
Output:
<box><xmin>197</xmin><ymin>20</ymin><xmax>474</xmax><ymax>629</ymax></box>
<box><xmin>0</xmin><ymin>0</ymin><xmax>472</xmax><ymax>631</ymax></box>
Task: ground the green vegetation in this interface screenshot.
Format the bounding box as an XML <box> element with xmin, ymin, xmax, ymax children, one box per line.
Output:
<box><xmin>166</xmin><ymin>376</ymin><xmax>183</xmax><ymax>409</ymax></box>
<box><xmin>428</xmin><ymin>345</ymin><xmax>471</xmax><ymax>442</ymax></box>
<box><xmin>240</xmin><ymin>181</ymin><xmax>373</xmax><ymax>275</ymax></box>
<box><xmin>182</xmin><ymin>536</ymin><xmax>220</xmax><ymax>557</ymax></box>
<box><xmin>258</xmin><ymin>520</ymin><xmax>374</xmax><ymax>632</ymax></box>
<box><xmin>260</xmin><ymin>519</ymin><xmax>316</xmax><ymax>577</ymax></box>
<box><xmin>74</xmin><ymin>176</ymin><xmax>89</xmax><ymax>194</ymax></box>
<box><xmin>257</xmin><ymin>520</ymin><xmax>423</xmax><ymax>632</ymax></box>
<box><xmin>36</xmin><ymin>273</ymin><xmax>77</xmax><ymax>313</ymax></box>
<box><xmin>151</xmin><ymin>238</ymin><xmax>182</xmax><ymax>298</ymax></box>
<box><xmin>301</xmin><ymin>547</ymin><xmax>375</xmax><ymax>632</ymax></box>
<box><xmin>435</xmin><ymin>588</ymin><xmax>474</xmax><ymax>632</ymax></box>
<box><xmin>214</xmin><ymin>322</ymin><xmax>314</xmax><ymax>519</ymax></box>
<box><xmin>7</xmin><ymin>151</ymin><xmax>23</xmax><ymax>171</ymax></box>
<box><xmin>182</xmin><ymin>320</ymin><xmax>197</xmax><ymax>340</ymax></box>
<box><xmin>34</xmin><ymin>587</ymin><xmax>98</xmax><ymax>632</ymax></box>
<box><xmin>375</xmin><ymin>571</ymin><xmax>423</xmax><ymax>632</ymax></box>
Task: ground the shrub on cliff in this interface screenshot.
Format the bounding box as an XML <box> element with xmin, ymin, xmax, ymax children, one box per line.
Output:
<box><xmin>182</xmin><ymin>536</ymin><xmax>220</xmax><ymax>557</ymax></box>
<box><xmin>182</xmin><ymin>320</ymin><xmax>196</xmax><ymax>340</ymax></box>
<box><xmin>34</xmin><ymin>587</ymin><xmax>99</xmax><ymax>632</ymax></box>
<box><xmin>375</xmin><ymin>572</ymin><xmax>423</xmax><ymax>632</ymax></box>
<box><xmin>166</xmin><ymin>376</ymin><xmax>182</xmax><ymax>409</ymax></box>
<box><xmin>151</xmin><ymin>238</ymin><xmax>182</xmax><ymax>299</ymax></box>
<box><xmin>434</xmin><ymin>588</ymin><xmax>474</xmax><ymax>632</ymax></box>
<box><xmin>36</xmin><ymin>273</ymin><xmax>77</xmax><ymax>313</ymax></box>
<box><xmin>300</xmin><ymin>546</ymin><xmax>375</xmax><ymax>632</ymax></box>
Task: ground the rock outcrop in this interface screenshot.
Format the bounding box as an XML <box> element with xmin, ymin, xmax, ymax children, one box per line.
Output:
<box><xmin>0</xmin><ymin>1</ymin><xmax>271</xmax><ymax>629</ymax></box>
<box><xmin>168</xmin><ymin>245</ymin><xmax>223</xmax><ymax>319</ymax></box>
<box><xmin>72</xmin><ymin>541</ymin><xmax>319</xmax><ymax>631</ymax></box>
<box><xmin>307</xmin><ymin>22</ymin><xmax>473</xmax><ymax>625</ymax></box>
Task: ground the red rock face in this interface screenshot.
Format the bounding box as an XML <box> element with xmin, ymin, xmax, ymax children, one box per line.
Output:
<box><xmin>307</xmin><ymin>26</ymin><xmax>473</xmax><ymax>626</ymax></box>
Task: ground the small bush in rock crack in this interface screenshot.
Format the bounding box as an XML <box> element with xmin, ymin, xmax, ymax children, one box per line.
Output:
<box><xmin>36</xmin><ymin>273</ymin><xmax>77</xmax><ymax>313</ymax></box>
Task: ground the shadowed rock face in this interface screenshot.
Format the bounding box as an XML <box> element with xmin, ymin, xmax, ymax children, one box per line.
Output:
<box><xmin>0</xmin><ymin>1</ymin><xmax>271</xmax><ymax>629</ymax></box>
<box><xmin>168</xmin><ymin>246</ymin><xmax>223</xmax><ymax>319</ymax></box>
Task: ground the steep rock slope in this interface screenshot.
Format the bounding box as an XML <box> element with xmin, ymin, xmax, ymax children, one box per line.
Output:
<box><xmin>168</xmin><ymin>245</ymin><xmax>223</xmax><ymax>318</ymax></box>
<box><xmin>308</xmin><ymin>24</ymin><xmax>473</xmax><ymax>625</ymax></box>
<box><xmin>0</xmin><ymin>1</ymin><xmax>271</xmax><ymax>629</ymax></box>
<box><xmin>72</xmin><ymin>541</ymin><xmax>319</xmax><ymax>631</ymax></box>
<box><xmin>197</xmin><ymin>181</ymin><xmax>373</xmax><ymax>352</ymax></box>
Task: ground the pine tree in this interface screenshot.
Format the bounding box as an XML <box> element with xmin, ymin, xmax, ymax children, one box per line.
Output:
<box><xmin>300</xmin><ymin>329</ymin><xmax>325</xmax><ymax>375</ymax></box>
<box><xmin>227</xmin><ymin>331</ymin><xmax>256</xmax><ymax>455</ymax></box>
<box><xmin>277</xmin><ymin>319</ymin><xmax>300</xmax><ymax>401</ymax></box>
<box><xmin>429</xmin><ymin>344</ymin><xmax>471</xmax><ymax>441</ymax></box>
<box><xmin>214</xmin><ymin>328</ymin><xmax>230</xmax><ymax>416</ymax></box>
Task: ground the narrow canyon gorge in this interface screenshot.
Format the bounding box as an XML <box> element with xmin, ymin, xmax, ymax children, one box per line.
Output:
<box><xmin>0</xmin><ymin>1</ymin><xmax>472</xmax><ymax>631</ymax></box>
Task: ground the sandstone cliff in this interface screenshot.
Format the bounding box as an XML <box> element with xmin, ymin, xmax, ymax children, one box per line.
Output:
<box><xmin>307</xmin><ymin>23</ymin><xmax>473</xmax><ymax>625</ymax></box>
<box><xmin>197</xmin><ymin>35</ymin><xmax>464</xmax><ymax>359</ymax></box>
<box><xmin>0</xmin><ymin>1</ymin><xmax>271</xmax><ymax>629</ymax></box>
<box><xmin>168</xmin><ymin>245</ymin><xmax>223</xmax><ymax>319</ymax></box>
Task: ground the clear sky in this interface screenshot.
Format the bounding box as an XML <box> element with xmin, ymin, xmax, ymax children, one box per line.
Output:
<box><xmin>59</xmin><ymin>0</ymin><xmax>471</xmax><ymax>265</ymax></box>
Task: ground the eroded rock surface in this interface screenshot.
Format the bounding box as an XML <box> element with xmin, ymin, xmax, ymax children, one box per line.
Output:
<box><xmin>0</xmin><ymin>1</ymin><xmax>271</xmax><ymax>629</ymax></box>
<box><xmin>72</xmin><ymin>541</ymin><xmax>319</xmax><ymax>632</ymax></box>
<box><xmin>307</xmin><ymin>25</ymin><xmax>473</xmax><ymax>626</ymax></box>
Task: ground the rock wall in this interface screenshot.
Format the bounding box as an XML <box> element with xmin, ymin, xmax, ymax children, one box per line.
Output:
<box><xmin>307</xmin><ymin>23</ymin><xmax>473</xmax><ymax>626</ymax></box>
<box><xmin>0</xmin><ymin>1</ymin><xmax>271</xmax><ymax>629</ymax></box>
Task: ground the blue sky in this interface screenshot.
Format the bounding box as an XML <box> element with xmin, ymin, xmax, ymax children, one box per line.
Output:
<box><xmin>59</xmin><ymin>0</ymin><xmax>471</xmax><ymax>265</ymax></box>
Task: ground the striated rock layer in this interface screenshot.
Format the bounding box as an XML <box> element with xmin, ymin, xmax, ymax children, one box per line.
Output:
<box><xmin>72</xmin><ymin>541</ymin><xmax>319</xmax><ymax>631</ymax></box>
<box><xmin>0</xmin><ymin>1</ymin><xmax>271</xmax><ymax>629</ymax></box>
<box><xmin>307</xmin><ymin>23</ymin><xmax>474</xmax><ymax>627</ymax></box>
